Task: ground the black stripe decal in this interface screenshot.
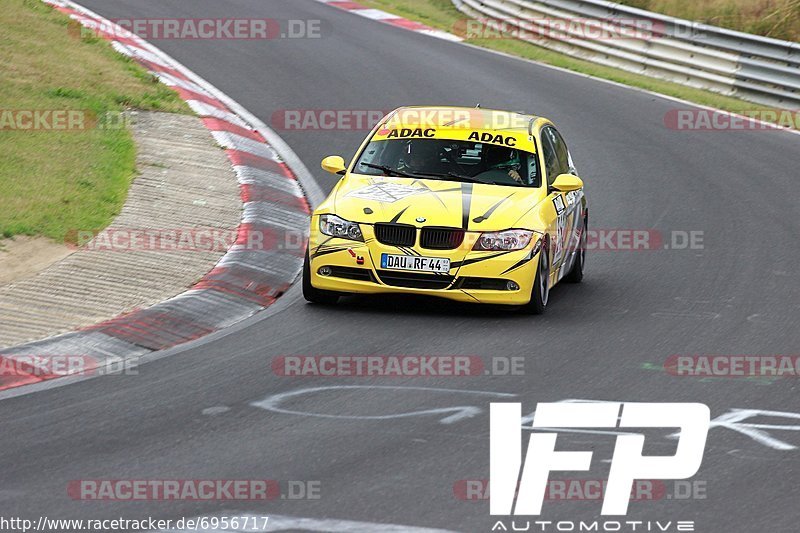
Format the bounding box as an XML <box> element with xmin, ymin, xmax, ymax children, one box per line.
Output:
<box><xmin>311</xmin><ymin>246</ymin><xmax>350</xmax><ymax>260</ymax></box>
<box><xmin>450</xmin><ymin>251</ymin><xmax>510</xmax><ymax>269</ymax></box>
<box><xmin>473</xmin><ymin>193</ymin><xmax>515</xmax><ymax>223</ymax></box>
<box><xmin>389</xmin><ymin>206</ymin><xmax>409</xmax><ymax>224</ymax></box>
<box><xmin>501</xmin><ymin>251</ymin><xmax>535</xmax><ymax>275</ymax></box>
<box><xmin>314</xmin><ymin>236</ymin><xmax>335</xmax><ymax>254</ymax></box>
<box><xmin>460</xmin><ymin>290</ymin><xmax>481</xmax><ymax>302</ymax></box>
<box><xmin>397</xmin><ymin>246</ymin><xmax>417</xmax><ymax>256</ymax></box>
<box><xmin>461</xmin><ymin>183</ymin><xmax>473</xmax><ymax>230</ymax></box>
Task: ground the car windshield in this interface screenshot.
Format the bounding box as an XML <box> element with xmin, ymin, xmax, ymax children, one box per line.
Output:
<box><xmin>353</xmin><ymin>138</ymin><xmax>540</xmax><ymax>187</ymax></box>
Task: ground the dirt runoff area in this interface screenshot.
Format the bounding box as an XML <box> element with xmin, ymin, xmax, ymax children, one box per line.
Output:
<box><xmin>0</xmin><ymin>236</ymin><xmax>74</xmax><ymax>285</ymax></box>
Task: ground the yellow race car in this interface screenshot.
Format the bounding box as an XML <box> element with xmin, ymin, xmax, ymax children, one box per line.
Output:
<box><xmin>303</xmin><ymin>106</ymin><xmax>587</xmax><ymax>314</ymax></box>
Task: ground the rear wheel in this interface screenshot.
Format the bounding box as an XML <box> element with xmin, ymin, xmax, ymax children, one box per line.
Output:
<box><xmin>302</xmin><ymin>251</ymin><xmax>339</xmax><ymax>305</ymax></box>
<box><xmin>521</xmin><ymin>244</ymin><xmax>549</xmax><ymax>315</ymax></box>
<box><xmin>564</xmin><ymin>215</ymin><xmax>587</xmax><ymax>283</ymax></box>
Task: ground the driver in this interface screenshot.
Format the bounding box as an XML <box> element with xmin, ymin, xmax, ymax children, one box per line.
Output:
<box><xmin>483</xmin><ymin>145</ymin><xmax>524</xmax><ymax>184</ymax></box>
<box><xmin>401</xmin><ymin>141</ymin><xmax>446</xmax><ymax>174</ymax></box>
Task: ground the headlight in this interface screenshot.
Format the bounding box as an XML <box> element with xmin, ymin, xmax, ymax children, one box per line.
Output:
<box><xmin>473</xmin><ymin>229</ymin><xmax>535</xmax><ymax>251</ymax></box>
<box><xmin>319</xmin><ymin>214</ymin><xmax>363</xmax><ymax>241</ymax></box>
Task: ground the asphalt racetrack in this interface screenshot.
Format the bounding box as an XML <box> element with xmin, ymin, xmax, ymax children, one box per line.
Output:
<box><xmin>1</xmin><ymin>1</ymin><xmax>799</xmax><ymax>531</ymax></box>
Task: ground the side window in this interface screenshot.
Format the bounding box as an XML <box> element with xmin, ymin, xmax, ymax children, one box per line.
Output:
<box><xmin>543</xmin><ymin>127</ymin><xmax>570</xmax><ymax>178</ymax></box>
<box><xmin>541</xmin><ymin>130</ymin><xmax>560</xmax><ymax>187</ymax></box>
<box><xmin>550</xmin><ymin>128</ymin><xmax>572</xmax><ymax>175</ymax></box>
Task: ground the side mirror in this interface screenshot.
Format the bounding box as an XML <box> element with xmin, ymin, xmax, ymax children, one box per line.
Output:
<box><xmin>321</xmin><ymin>155</ymin><xmax>347</xmax><ymax>175</ymax></box>
<box><xmin>552</xmin><ymin>173</ymin><xmax>583</xmax><ymax>192</ymax></box>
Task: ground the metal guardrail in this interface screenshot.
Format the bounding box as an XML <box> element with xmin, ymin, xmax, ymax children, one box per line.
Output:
<box><xmin>453</xmin><ymin>0</ymin><xmax>800</xmax><ymax>108</ymax></box>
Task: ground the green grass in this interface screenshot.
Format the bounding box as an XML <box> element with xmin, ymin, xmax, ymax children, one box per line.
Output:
<box><xmin>0</xmin><ymin>0</ymin><xmax>189</xmax><ymax>243</ymax></box>
<box><xmin>359</xmin><ymin>0</ymin><xmax>795</xmax><ymax>126</ymax></box>
<box><xmin>619</xmin><ymin>0</ymin><xmax>800</xmax><ymax>41</ymax></box>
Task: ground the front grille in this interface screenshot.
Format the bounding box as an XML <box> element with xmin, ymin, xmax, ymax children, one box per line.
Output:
<box><xmin>328</xmin><ymin>266</ymin><xmax>375</xmax><ymax>282</ymax></box>
<box><xmin>374</xmin><ymin>223</ymin><xmax>416</xmax><ymax>247</ymax></box>
<box><xmin>420</xmin><ymin>227</ymin><xmax>465</xmax><ymax>250</ymax></box>
<box><xmin>376</xmin><ymin>270</ymin><xmax>454</xmax><ymax>290</ymax></box>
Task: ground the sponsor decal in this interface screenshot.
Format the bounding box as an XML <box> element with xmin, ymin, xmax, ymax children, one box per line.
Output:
<box><xmin>552</xmin><ymin>195</ymin><xmax>566</xmax><ymax>214</ymax></box>
<box><xmin>345</xmin><ymin>183</ymin><xmax>425</xmax><ymax>203</ymax></box>
<box><xmin>468</xmin><ymin>131</ymin><xmax>517</xmax><ymax>146</ymax></box>
<box><xmin>386</xmin><ymin>128</ymin><xmax>436</xmax><ymax>138</ymax></box>
<box><xmin>565</xmin><ymin>190</ymin><xmax>581</xmax><ymax>206</ymax></box>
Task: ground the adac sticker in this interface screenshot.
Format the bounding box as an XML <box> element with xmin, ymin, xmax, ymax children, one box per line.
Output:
<box><xmin>468</xmin><ymin>131</ymin><xmax>517</xmax><ymax>147</ymax></box>
<box><xmin>386</xmin><ymin>128</ymin><xmax>436</xmax><ymax>138</ymax></box>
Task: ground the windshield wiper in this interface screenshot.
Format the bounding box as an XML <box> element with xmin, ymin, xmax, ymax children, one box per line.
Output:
<box><xmin>360</xmin><ymin>163</ymin><xmax>494</xmax><ymax>185</ymax></box>
<box><xmin>417</xmin><ymin>171</ymin><xmax>495</xmax><ymax>185</ymax></box>
<box><xmin>359</xmin><ymin>163</ymin><xmax>417</xmax><ymax>179</ymax></box>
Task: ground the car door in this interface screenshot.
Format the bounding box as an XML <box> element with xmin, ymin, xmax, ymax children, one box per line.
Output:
<box><xmin>541</xmin><ymin>126</ymin><xmax>582</xmax><ymax>276</ymax></box>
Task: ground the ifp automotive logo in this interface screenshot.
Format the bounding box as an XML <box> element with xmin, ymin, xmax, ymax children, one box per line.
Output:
<box><xmin>489</xmin><ymin>402</ymin><xmax>709</xmax><ymax>531</ymax></box>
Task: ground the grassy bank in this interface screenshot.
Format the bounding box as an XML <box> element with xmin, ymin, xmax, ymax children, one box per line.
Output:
<box><xmin>620</xmin><ymin>0</ymin><xmax>800</xmax><ymax>41</ymax></box>
<box><xmin>359</xmin><ymin>0</ymin><xmax>791</xmax><ymax>124</ymax></box>
<box><xmin>0</xmin><ymin>0</ymin><xmax>188</xmax><ymax>243</ymax></box>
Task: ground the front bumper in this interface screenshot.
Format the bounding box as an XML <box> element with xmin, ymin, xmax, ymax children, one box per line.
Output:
<box><xmin>308</xmin><ymin>224</ymin><xmax>541</xmax><ymax>305</ymax></box>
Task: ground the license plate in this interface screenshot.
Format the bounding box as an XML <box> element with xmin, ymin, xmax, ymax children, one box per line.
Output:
<box><xmin>381</xmin><ymin>253</ymin><xmax>450</xmax><ymax>274</ymax></box>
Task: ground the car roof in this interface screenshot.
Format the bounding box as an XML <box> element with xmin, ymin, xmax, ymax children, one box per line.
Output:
<box><xmin>384</xmin><ymin>106</ymin><xmax>552</xmax><ymax>136</ymax></box>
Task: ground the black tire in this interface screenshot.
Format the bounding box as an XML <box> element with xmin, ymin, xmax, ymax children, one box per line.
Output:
<box><xmin>302</xmin><ymin>251</ymin><xmax>340</xmax><ymax>305</ymax></box>
<box><xmin>521</xmin><ymin>243</ymin><xmax>549</xmax><ymax>315</ymax></box>
<box><xmin>564</xmin><ymin>215</ymin><xmax>587</xmax><ymax>284</ymax></box>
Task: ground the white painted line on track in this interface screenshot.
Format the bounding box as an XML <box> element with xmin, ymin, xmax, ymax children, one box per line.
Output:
<box><xmin>251</xmin><ymin>385</ymin><xmax>515</xmax><ymax>424</ymax></box>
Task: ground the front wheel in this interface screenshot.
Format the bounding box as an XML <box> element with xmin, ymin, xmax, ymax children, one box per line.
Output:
<box><xmin>521</xmin><ymin>245</ymin><xmax>549</xmax><ymax>315</ymax></box>
<box><xmin>302</xmin><ymin>251</ymin><xmax>339</xmax><ymax>305</ymax></box>
<box><xmin>563</xmin><ymin>215</ymin><xmax>587</xmax><ymax>283</ymax></box>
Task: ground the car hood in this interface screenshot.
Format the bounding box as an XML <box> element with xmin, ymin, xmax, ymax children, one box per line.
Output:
<box><xmin>332</xmin><ymin>175</ymin><xmax>543</xmax><ymax>231</ymax></box>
